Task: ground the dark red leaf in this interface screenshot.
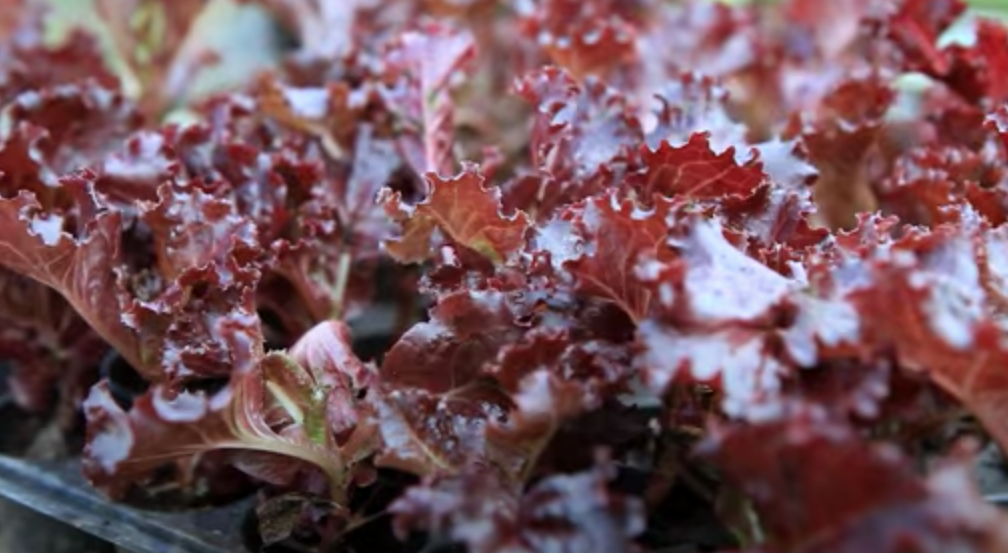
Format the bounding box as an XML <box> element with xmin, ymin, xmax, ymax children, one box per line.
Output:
<box><xmin>507</xmin><ymin>67</ymin><xmax>641</xmax><ymax>221</ymax></box>
<box><xmin>372</xmin><ymin>381</ymin><xmax>510</xmax><ymax>476</ymax></box>
<box><xmin>844</xmin><ymin>224</ymin><xmax>1008</xmax><ymax>456</ymax></box>
<box><xmin>697</xmin><ymin>407</ymin><xmax>1008</xmax><ymax>553</ymax></box>
<box><xmin>381</xmin><ymin>23</ymin><xmax>476</xmax><ymax>176</ymax></box>
<box><xmin>631</xmin><ymin>133</ymin><xmax>764</xmax><ymax>202</ymax></box>
<box><xmin>381</xmin><ymin>164</ymin><xmax>531</xmax><ymax>264</ymax></box>
<box><xmin>390</xmin><ymin>462</ymin><xmax>645</xmax><ymax>553</ymax></box>
<box><xmin>786</xmin><ymin>75</ymin><xmax>895</xmax><ymax>229</ymax></box>
<box><xmin>636</xmin><ymin>217</ymin><xmax>860</xmax><ymax>418</ymax></box>
<box><xmin>381</xmin><ymin>289</ymin><xmax>521</xmax><ymax>391</ymax></box>
<box><xmin>883</xmin><ymin>0</ymin><xmax>967</xmax><ymax>75</ymax></box>
<box><xmin>0</xmin><ymin>268</ymin><xmax>105</xmax><ymax>414</ymax></box>
<box><xmin>518</xmin><ymin>0</ymin><xmax>641</xmax><ymax>80</ymax></box>
<box><xmin>0</xmin><ymin>182</ymin><xmax>145</xmax><ymax>375</ymax></box>
<box><xmin>546</xmin><ymin>191</ymin><xmax>679</xmax><ymax>322</ymax></box>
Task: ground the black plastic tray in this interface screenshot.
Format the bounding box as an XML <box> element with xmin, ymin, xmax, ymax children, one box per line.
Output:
<box><xmin>0</xmin><ymin>454</ymin><xmax>253</xmax><ymax>553</ymax></box>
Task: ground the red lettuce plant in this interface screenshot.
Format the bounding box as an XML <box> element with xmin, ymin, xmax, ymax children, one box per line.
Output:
<box><xmin>4</xmin><ymin>0</ymin><xmax>1008</xmax><ymax>551</ymax></box>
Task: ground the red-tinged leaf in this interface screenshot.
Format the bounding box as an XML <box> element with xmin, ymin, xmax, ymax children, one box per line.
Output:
<box><xmin>3</xmin><ymin>81</ymin><xmax>142</xmax><ymax>178</ymax></box>
<box><xmin>979</xmin><ymin>226</ymin><xmax>1008</xmax><ymax>315</ymax></box>
<box><xmin>782</xmin><ymin>358</ymin><xmax>894</xmax><ymax>421</ymax></box>
<box><xmin>390</xmin><ymin>463</ymin><xmax>644</xmax><ymax>553</ymax></box>
<box><xmin>637</xmin><ymin>322</ymin><xmax>788</xmax><ymax>419</ymax></box>
<box><xmin>516</xmin><ymin>66</ymin><xmax>638</xmax><ymax>175</ymax></box>
<box><xmin>697</xmin><ymin>408</ymin><xmax>1008</xmax><ymax>553</ymax></box>
<box><xmin>381</xmin><ymin>164</ymin><xmax>531</xmax><ymax>264</ymax></box>
<box><xmin>96</xmin><ymin>131</ymin><xmax>178</xmax><ymax>206</ymax></box>
<box><xmin>548</xmin><ymin>191</ymin><xmax>679</xmax><ymax>322</ymax></box>
<box><xmin>0</xmin><ymin>96</ymin><xmax>272</xmax><ymax>385</ymax></box>
<box><xmin>636</xmin><ymin>218</ymin><xmax>861</xmax><ymax>418</ymax></box>
<box><xmin>881</xmin><ymin>161</ymin><xmax>959</xmax><ymax>227</ymax></box>
<box><xmin>381</xmin><ymin>23</ymin><xmax>476</xmax><ymax>176</ymax></box>
<box><xmin>389</xmin><ymin>465</ymin><xmax>521</xmax><ymax>549</ymax></box>
<box><xmin>780</xmin><ymin>291</ymin><xmax>863</xmax><ymax>368</ymax></box>
<box><xmin>516</xmin><ymin>0</ymin><xmax>656</xmax><ymax>34</ymax></box>
<box><xmin>507</xmin><ymin>67</ymin><xmax>641</xmax><ymax>221</ymax></box>
<box><xmin>259</xmin><ymin>125</ymin><xmax>398</xmax><ymax>326</ymax></box>
<box><xmin>878</xmin><ymin>145</ymin><xmax>1007</xmax><ymax>227</ymax></box>
<box><xmin>141</xmin><ymin>180</ymin><xmax>261</xmax><ymax>283</ymax></box>
<box><xmin>0</xmin><ymin>0</ymin><xmax>116</xmax><ymax>106</ymax></box>
<box><xmin>250</xmin><ymin>79</ymin><xmax>395</xmax><ymax>182</ymax></box>
<box><xmin>485</xmin><ymin>369</ymin><xmax>590</xmax><ymax>481</ymax></box>
<box><xmin>0</xmin><ymin>185</ymin><xmax>150</xmax><ymax>376</ymax></box>
<box><xmin>986</xmin><ymin>105</ymin><xmax>1008</xmax><ymax>154</ymax></box>
<box><xmin>637</xmin><ymin>1</ymin><xmax>759</xmax><ymax>79</ymax></box>
<box><xmin>528</xmin><ymin>6</ymin><xmax>639</xmax><ymax>80</ymax></box>
<box><xmin>168</xmin><ymin>93</ymin><xmax>397</xmax><ymax>336</ymax></box>
<box><xmin>0</xmin><ymin>268</ymin><xmax>105</xmax><ymax>413</ymax></box>
<box><xmin>371</xmin><ymin>381</ymin><xmax>510</xmax><ymax>476</ymax></box>
<box><xmin>549</xmin><ymin>20</ymin><xmax>637</xmax><ymax>81</ymax></box>
<box><xmin>720</xmin><ymin>139</ymin><xmax>828</xmax><ymax>259</ymax></box>
<box><xmin>786</xmin><ymin>75</ymin><xmax>894</xmax><ymax>229</ymax></box>
<box><xmin>487</xmin><ymin>327</ymin><xmax>571</xmax><ymax>392</ymax></box>
<box><xmin>269</xmin><ymin>234</ymin><xmax>372</xmax><ymax>331</ymax></box>
<box><xmin>632</xmin><ymin>133</ymin><xmax>765</xmax><ymax>202</ymax></box>
<box><xmin>166</xmin><ymin>119</ymin><xmax>304</xmax><ymax>241</ymax></box>
<box><xmin>0</xmin><ymin>0</ymin><xmax>34</xmax><ymax>41</ymax></box>
<box><xmin>782</xmin><ymin>0</ymin><xmax>880</xmax><ymax>60</ymax></box>
<box><xmin>384</xmin><ymin>25</ymin><xmax>475</xmax><ymax>113</ymax></box>
<box><xmin>842</xmin><ymin>226</ymin><xmax>1008</xmax><ymax>456</ymax></box>
<box><xmin>12</xmin><ymin>0</ymin><xmax>1008</xmax><ymax>548</ymax></box>
<box><xmin>289</xmin><ymin>321</ymin><xmax>374</xmax><ymax>393</ymax></box>
<box><xmin>84</xmin><ymin>327</ymin><xmax>377</xmax><ymax>503</ymax></box>
<box><xmin>83</xmin><ymin>365</ymin><xmax>336</xmax><ymax>500</ymax></box>
<box><xmin>487</xmin><ymin>326</ymin><xmax>633</xmax><ymax>408</ymax></box>
<box><xmin>0</xmin><ymin>30</ymin><xmax>120</xmax><ymax>106</ymax></box>
<box><xmin>0</xmin><ymin>121</ymin><xmax>52</xmax><ymax>199</ymax></box>
<box><xmin>825</xmin><ymin>211</ymin><xmax>902</xmax><ymax>258</ymax></box>
<box><xmin>883</xmin><ymin>0</ymin><xmax>967</xmax><ymax>75</ymax></box>
<box><xmin>336</xmin><ymin>125</ymin><xmax>402</xmax><ymax>236</ymax></box>
<box><xmin>632</xmin><ymin>220</ymin><xmax>792</xmax><ymax>414</ymax></box>
<box><xmin>381</xmin><ymin>289</ymin><xmax>521</xmax><ymax>392</ymax></box>
<box><xmin>501</xmin><ymin>369</ymin><xmax>588</xmax><ymax>434</ymax></box>
<box><xmin>928</xmin><ymin>18</ymin><xmax>1008</xmax><ymax>105</ymax></box>
<box><xmin>666</xmin><ymin>218</ymin><xmax>796</xmax><ymax>324</ymax></box>
<box><xmin>271</xmin><ymin>126</ymin><xmax>401</xmax><ymax>319</ymax></box>
<box><xmin>118</xmin><ymin>178</ymin><xmax>265</xmax><ymax>381</ymax></box>
<box><xmin>699</xmin><ymin>409</ymin><xmax>920</xmax><ymax>549</ymax></box>
<box><xmin>287</xmin><ymin>321</ymin><xmax>376</xmax><ymax>443</ymax></box>
<box><xmin>644</xmin><ymin>73</ymin><xmax>748</xmax><ymax>152</ymax></box>
<box><xmin>253</xmin><ymin>80</ymin><xmax>357</xmax><ymax>156</ymax></box>
<box><xmin>376</xmin><ymin>289</ymin><xmax>622</xmax><ymax>479</ymax></box>
<box><xmin>905</xmin><ymin>86</ymin><xmax>994</xmax><ymax>152</ymax></box>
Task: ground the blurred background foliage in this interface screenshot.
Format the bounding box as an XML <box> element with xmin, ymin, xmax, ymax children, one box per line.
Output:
<box><xmin>45</xmin><ymin>0</ymin><xmax>282</xmax><ymax>116</ymax></box>
<box><xmin>39</xmin><ymin>0</ymin><xmax>1008</xmax><ymax>118</ymax></box>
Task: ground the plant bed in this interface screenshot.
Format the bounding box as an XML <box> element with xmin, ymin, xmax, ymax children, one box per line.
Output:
<box><xmin>7</xmin><ymin>1</ymin><xmax>1008</xmax><ymax>553</ymax></box>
